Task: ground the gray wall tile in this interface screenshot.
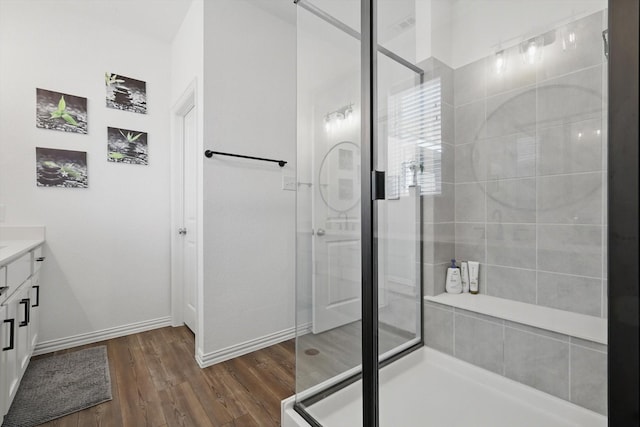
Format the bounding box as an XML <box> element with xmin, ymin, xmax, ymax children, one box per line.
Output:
<box><xmin>538</xmin><ymin>11</ymin><xmax>606</xmax><ymax>81</ymax></box>
<box><xmin>455</xmin><ymin>223</ymin><xmax>486</xmax><ymax>263</ymax></box>
<box><xmin>422</xmin><ymin>182</ymin><xmax>455</xmax><ymax>223</ymax></box>
<box><xmin>455</xmin><ymin>182</ymin><xmax>486</xmax><ymax>222</ymax></box>
<box><xmin>424</xmin><ymin>302</ymin><xmax>454</xmax><ymax>354</ymax></box>
<box><xmin>537</xmin><ymin>118</ymin><xmax>603</xmax><ymax>176</ymax></box>
<box><xmin>537</xmin><ymin>172</ymin><xmax>603</xmax><ymax>225</ymax></box>
<box><xmin>423</xmin><ymin>263</ymin><xmax>448</xmax><ymax>296</ymax></box>
<box><xmin>487</xmin><ymin>224</ymin><xmax>536</xmax><ymax>269</ymax></box>
<box><xmin>504</xmin><ymin>327</ymin><xmax>570</xmax><ymax>399</ymax></box>
<box><xmin>537</xmin><ymin>271</ymin><xmax>602</xmax><ymax>316</ymax></box>
<box><xmin>571</xmin><ymin>344</ymin><xmax>608</xmax><ymax>415</ymax></box>
<box><xmin>455</xmin><ymin>312</ymin><xmax>504</xmax><ymax>374</ymax></box>
<box><xmin>419</xmin><ymin>57</ymin><xmax>454</xmax><ymax>107</ymax></box>
<box><xmin>486</xmin><ymin>44</ymin><xmax>537</xmax><ymax>97</ymax></box>
<box><xmin>571</xmin><ymin>337</ymin><xmax>607</xmax><ymax>353</ymax></box>
<box><xmin>486</xmin><ymin>265</ymin><xmax>536</xmax><ymax>303</ymax></box>
<box><xmin>505</xmin><ymin>320</ymin><xmax>571</xmax><ymax>342</ymax></box>
<box><xmin>442</xmin><ymin>103</ymin><xmax>455</xmax><ymax>144</ymax></box>
<box><xmin>455</xmin><ymin>100</ymin><xmax>485</xmax><ymax>144</ymax></box>
<box><xmin>441</xmin><ymin>142</ymin><xmax>455</xmax><ymax>184</ymax></box>
<box><xmin>485</xmin><ymin>134</ymin><xmax>536</xmax><ymax>180</ymax></box>
<box><xmin>538</xmin><ymin>65</ymin><xmax>603</xmax><ymax>128</ymax></box>
<box><xmin>538</xmin><ymin>225</ymin><xmax>602</xmax><ymax>277</ymax></box>
<box><xmin>486</xmin><ymin>178</ymin><xmax>536</xmax><ymax>223</ymax></box>
<box><xmin>454</xmin><ymin>59</ymin><xmax>485</xmax><ymax>106</ymax></box>
<box><xmin>486</xmin><ymin>88</ymin><xmax>537</xmax><ymax>138</ymax></box>
<box><xmin>423</xmin><ymin>223</ymin><xmax>455</xmax><ymax>265</ymax></box>
<box><xmin>455</xmin><ymin>141</ymin><xmax>486</xmax><ymax>183</ymax></box>
<box><xmin>455</xmin><ymin>308</ymin><xmax>504</xmax><ymax>324</ymax></box>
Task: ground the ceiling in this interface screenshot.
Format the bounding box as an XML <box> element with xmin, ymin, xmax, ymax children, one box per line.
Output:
<box><xmin>12</xmin><ymin>0</ymin><xmax>195</xmax><ymax>43</ymax></box>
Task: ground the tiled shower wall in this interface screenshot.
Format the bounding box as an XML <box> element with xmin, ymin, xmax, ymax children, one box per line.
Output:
<box><xmin>420</xmin><ymin>10</ymin><xmax>608</xmax><ymax>416</ymax></box>
<box><xmin>451</xmin><ymin>11</ymin><xmax>607</xmax><ymax>318</ymax></box>
<box><xmin>423</xmin><ymin>300</ymin><xmax>608</xmax><ymax>415</ymax></box>
<box><xmin>420</xmin><ymin>57</ymin><xmax>456</xmax><ymax>296</ymax></box>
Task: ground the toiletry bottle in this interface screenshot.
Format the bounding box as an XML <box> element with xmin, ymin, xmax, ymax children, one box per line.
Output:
<box><xmin>445</xmin><ymin>259</ymin><xmax>462</xmax><ymax>294</ymax></box>
<box><xmin>460</xmin><ymin>261</ymin><xmax>470</xmax><ymax>293</ymax></box>
<box><xmin>468</xmin><ymin>261</ymin><xmax>479</xmax><ymax>294</ymax></box>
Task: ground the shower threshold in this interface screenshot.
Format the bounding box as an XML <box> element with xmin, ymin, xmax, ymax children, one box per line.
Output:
<box><xmin>282</xmin><ymin>347</ymin><xmax>606</xmax><ymax>427</ymax></box>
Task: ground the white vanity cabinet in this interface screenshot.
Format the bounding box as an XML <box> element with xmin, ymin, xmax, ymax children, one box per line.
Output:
<box><xmin>0</xmin><ymin>242</ymin><xmax>44</xmax><ymax>420</ymax></box>
<box><xmin>0</xmin><ymin>304</ymin><xmax>7</xmax><ymax>425</ymax></box>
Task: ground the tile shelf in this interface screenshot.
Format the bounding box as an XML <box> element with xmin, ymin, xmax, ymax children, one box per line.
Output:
<box><xmin>425</xmin><ymin>293</ymin><xmax>607</xmax><ymax>345</ymax></box>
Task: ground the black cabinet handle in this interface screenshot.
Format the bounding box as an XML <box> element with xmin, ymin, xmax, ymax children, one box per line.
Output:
<box><xmin>36</xmin><ymin>257</ymin><xmax>45</xmax><ymax>262</ymax></box>
<box><xmin>19</xmin><ymin>298</ymin><xmax>30</xmax><ymax>327</ymax></box>
<box><xmin>32</xmin><ymin>285</ymin><xmax>40</xmax><ymax>307</ymax></box>
<box><xmin>3</xmin><ymin>319</ymin><xmax>15</xmax><ymax>351</ymax></box>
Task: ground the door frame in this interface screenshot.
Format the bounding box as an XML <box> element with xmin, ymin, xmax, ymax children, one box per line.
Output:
<box><xmin>170</xmin><ymin>79</ymin><xmax>203</xmax><ymax>349</ymax></box>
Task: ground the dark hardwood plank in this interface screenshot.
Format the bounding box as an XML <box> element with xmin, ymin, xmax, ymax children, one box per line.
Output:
<box><xmin>32</xmin><ymin>327</ymin><xmax>296</xmax><ymax>427</ymax></box>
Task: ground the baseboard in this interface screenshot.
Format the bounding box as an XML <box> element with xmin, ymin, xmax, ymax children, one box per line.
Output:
<box><xmin>33</xmin><ymin>316</ymin><xmax>173</xmax><ymax>356</ymax></box>
<box><xmin>196</xmin><ymin>322</ymin><xmax>312</xmax><ymax>368</ymax></box>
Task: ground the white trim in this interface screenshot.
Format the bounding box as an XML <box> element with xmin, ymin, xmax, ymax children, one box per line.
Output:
<box><xmin>196</xmin><ymin>323</ymin><xmax>312</xmax><ymax>368</ymax></box>
<box><xmin>33</xmin><ymin>316</ymin><xmax>173</xmax><ymax>356</ymax></box>
<box><xmin>170</xmin><ymin>79</ymin><xmax>199</xmax><ymax>331</ymax></box>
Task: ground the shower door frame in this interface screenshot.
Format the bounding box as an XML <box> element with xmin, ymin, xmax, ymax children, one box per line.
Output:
<box><xmin>295</xmin><ymin>0</ymin><xmax>640</xmax><ymax>425</ymax></box>
<box><xmin>607</xmin><ymin>0</ymin><xmax>639</xmax><ymax>425</ymax></box>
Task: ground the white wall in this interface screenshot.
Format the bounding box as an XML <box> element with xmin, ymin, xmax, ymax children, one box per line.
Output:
<box><xmin>201</xmin><ymin>0</ymin><xmax>296</xmax><ymax>362</ymax></box>
<box><xmin>0</xmin><ymin>1</ymin><xmax>172</xmax><ymax>344</ymax></box>
<box><xmin>449</xmin><ymin>0</ymin><xmax>607</xmax><ymax>68</ymax></box>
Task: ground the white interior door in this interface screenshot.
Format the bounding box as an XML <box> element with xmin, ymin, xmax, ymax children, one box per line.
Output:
<box><xmin>312</xmin><ymin>140</ymin><xmax>362</xmax><ymax>333</ymax></box>
<box><xmin>181</xmin><ymin>106</ymin><xmax>197</xmax><ymax>332</ymax></box>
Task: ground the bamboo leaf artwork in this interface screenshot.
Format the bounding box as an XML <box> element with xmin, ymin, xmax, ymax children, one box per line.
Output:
<box><xmin>105</xmin><ymin>72</ymin><xmax>125</xmax><ymax>87</ymax></box>
<box><xmin>61</xmin><ymin>113</ymin><xmax>78</xmax><ymax>126</ymax></box>
<box><xmin>49</xmin><ymin>95</ymin><xmax>79</xmax><ymax>127</ymax></box>
<box><xmin>109</xmin><ymin>152</ymin><xmax>125</xmax><ymax>160</ymax></box>
<box><xmin>119</xmin><ymin>129</ymin><xmax>143</xmax><ymax>143</ymax></box>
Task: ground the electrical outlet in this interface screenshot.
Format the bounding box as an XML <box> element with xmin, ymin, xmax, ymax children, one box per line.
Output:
<box><xmin>282</xmin><ymin>175</ymin><xmax>296</xmax><ymax>191</ymax></box>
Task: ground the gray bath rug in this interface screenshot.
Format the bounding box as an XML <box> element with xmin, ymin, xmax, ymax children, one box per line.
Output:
<box><xmin>2</xmin><ymin>346</ymin><xmax>112</xmax><ymax>427</ymax></box>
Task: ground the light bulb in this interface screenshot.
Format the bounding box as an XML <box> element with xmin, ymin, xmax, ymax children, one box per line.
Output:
<box><xmin>345</xmin><ymin>107</ymin><xmax>353</xmax><ymax>123</ymax></box>
<box><xmin>495</xmin><ymin>50</ymin><xmax>506</xmax><ymax>74</ymax></box>
<box><xmin>527</xmin><ymin>43</ymin><xmax>537</xmax><ymax>64</ymax></box>
<box><xmin>521</xmin><ymin>37</ymin><xmax>543</xmax><ymax>65</ymax></box>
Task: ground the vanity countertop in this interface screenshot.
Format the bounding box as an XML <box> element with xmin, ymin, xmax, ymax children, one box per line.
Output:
<box><xmin>0</xmin><ymin>239</ymin><xmax>45</xmax><ymax>267</ymax></box>
<box><xmin>0</xmin><ymin>225</ymin><xmax>46</xmax><ymax>267</ymax></box>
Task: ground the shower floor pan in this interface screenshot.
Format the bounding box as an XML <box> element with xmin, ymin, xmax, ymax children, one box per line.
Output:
<box><xmin>282</xmin><ymin>347</ymin><xmax>606</xmax><ymax>427</ymax></box>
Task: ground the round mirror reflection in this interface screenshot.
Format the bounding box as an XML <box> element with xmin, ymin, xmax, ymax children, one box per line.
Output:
<box><xmin>318</xmin><ymin>141</ymin><xmax>361</xmax><ymax>213</ymax></box>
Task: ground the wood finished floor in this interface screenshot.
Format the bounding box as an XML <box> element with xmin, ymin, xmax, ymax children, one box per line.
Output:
<box><xmin>32</xmin><ymin>326</ymin><xmax>295</xmax><ymax>427</ymax></box>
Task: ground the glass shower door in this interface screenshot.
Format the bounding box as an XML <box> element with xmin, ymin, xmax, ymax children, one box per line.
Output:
<box><xmin>295</xmin><ymin>1</ymin><xmax>364</xmax><ymax>425</ymax></box>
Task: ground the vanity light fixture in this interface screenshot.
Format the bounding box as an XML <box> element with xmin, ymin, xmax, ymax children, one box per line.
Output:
<box><xmin>520</xmin><ymin>36</ymin><xmax>544</xmax><ymax>65</ymax></box>
<box><xmin>324</xmin><ymin>103</ymin><xmax>354</xmax><ymax>133</ymax></box>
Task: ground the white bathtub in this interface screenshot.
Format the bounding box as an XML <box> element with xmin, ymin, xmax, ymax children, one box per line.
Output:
<box><xmin>282</xmin><ymin>347</ymin><xmax>606</xmax><ymax>427</ymax></box>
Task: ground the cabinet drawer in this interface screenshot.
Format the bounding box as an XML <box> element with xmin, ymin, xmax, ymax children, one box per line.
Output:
<box><xmin>32</xmin><ymin>246</ymin><xmax>44</xmax><ymax>274</ymax></box>
<box><xmin>6</xmin><ymin>253</ymin><xmax>31</xmax><ymax>292</ymax></box>
<box><xmin>0</xmin><ymin>266</ymin><xmax>6</xmax><ymax>305</ymax></box>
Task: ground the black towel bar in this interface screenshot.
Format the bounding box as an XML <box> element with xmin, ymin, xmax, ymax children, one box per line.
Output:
<box><xmin>204</xmin><ymin>150</ymin><xmax>287</xmax><ymax>167</ymax></box>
